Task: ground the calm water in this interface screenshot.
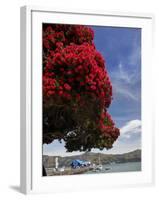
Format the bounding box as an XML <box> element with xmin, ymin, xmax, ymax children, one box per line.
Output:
<box><xmin>85</xmin><ymin>162</ymin><xmax>141</xmax><ymax>174</ymax></box>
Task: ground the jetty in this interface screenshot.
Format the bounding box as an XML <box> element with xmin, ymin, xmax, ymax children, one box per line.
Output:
<box><xmin>46</xmin><ymin>166</ymin><xmax>93</xmax><ymax>176</ymax></box>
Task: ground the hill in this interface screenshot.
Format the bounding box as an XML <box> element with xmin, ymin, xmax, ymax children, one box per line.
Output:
<box><xmin>43</xmin><ymin>149</ymin><xmax>141</xmax><ymax>168</ymax></box>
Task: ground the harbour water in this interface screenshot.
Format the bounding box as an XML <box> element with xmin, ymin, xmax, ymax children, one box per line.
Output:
<box><xmin>85</xmin><ymin>162</ymin><xmax>141</xmax><ymax>174</ymax></box>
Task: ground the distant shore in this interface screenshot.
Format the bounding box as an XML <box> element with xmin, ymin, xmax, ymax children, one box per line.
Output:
<box><xmin>43</xmin><ymin>149</ymin><xmax>141</xmax><ymax>169</ymax></box>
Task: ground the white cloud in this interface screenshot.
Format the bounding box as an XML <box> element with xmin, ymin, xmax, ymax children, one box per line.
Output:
<box><xmin>128</xmin><ymin>37</ymin><xmax>141</xmax><ymax>67</ymax></box>
<box><xmin>43</xmin><ymin>120</ymin><xmax>142</xmax><ymax>156</ymax></box>
<box><xmin>104</xmin><ymin>119</ymin><xmax>141</xmax><ymax>154</ymax></box>
<box><xmin>111</xmin><ymin>61</ymin><xmax>140</xmax><ymax>101</ymax></box>
<box><xmin>109</xmin><ymin>35</ymin><xmax>141</xmax><ymax>102</ymax></box>
<box><xmin>118</xmin><ymin>62</ymin><xmax>132</xmax><ymax>83</ymax></box>
<box><xmin>120</xmin><ymin>119</ymin><xmax>141</xmax><ymax>139</ymax></box>
<box><xmin>113</xmin><ymin>82</ymin><xmax>138</xmax><ymax>101</ymax></box>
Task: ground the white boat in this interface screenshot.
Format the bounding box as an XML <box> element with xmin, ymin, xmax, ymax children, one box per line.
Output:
<box><xmin>96</xmin><ymin>155</ymin><xmax>103</xmax><ymax>170</ymax></box>
<box><xmin>92</xmin><ymin>156</ymin><xmax>103</xmax><ymax>171</ymax></box>
<box><xmin>92</xmin><ymin>159</ymin><xmax>103</xmax><ymax>171</ymax></box>
<box><xmin>59</xmin><ymin>167</ymin><xmax>65</xmax><ymax>172</ymax></box>
<box><xmin>95</xmin><ymin>164</ymin><xmax>103</xmax><ymax>170</ymax></box>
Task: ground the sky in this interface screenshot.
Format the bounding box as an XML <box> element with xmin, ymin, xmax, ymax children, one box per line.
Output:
<box><xmin>43</xmin><ymin>25</ymin><xmax>141</xmax><ymax>156</ymax></box>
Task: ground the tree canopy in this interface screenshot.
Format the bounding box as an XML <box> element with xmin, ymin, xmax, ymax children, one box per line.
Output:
<box><xmin>43</xmin><ymin>24</ymin><xmax>120</xmax><ymax>152</ymax></box>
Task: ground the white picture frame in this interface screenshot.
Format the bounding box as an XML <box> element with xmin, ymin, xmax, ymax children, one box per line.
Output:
<box><xmin>20</xmin><ymin>5</ymin><xmax>154</xmax><ymax>194</ymax></box>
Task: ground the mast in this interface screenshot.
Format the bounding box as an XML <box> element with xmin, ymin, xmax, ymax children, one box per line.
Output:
<box><xmin>55</xmin><ymin>157</ymin><xmax>59</xmax><ymax>170</ymax></box>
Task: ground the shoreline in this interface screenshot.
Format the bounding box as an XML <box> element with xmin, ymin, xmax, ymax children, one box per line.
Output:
<box><xmin>45</xmin><ymin>161</ymin><xmax>141</xmax><ymax>176</ymax></box>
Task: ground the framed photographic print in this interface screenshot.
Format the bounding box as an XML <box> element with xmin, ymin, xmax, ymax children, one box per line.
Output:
<box><xmin>20</xmin><ymin>6</ymin><xmax>154</xmax><ymax>194</ymax></box>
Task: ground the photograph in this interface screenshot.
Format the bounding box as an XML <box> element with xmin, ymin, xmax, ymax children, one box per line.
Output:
<box><xmin>42</xmin><ymin>23</ymin><xmax>141</xmax><ymax>176</ymax></box>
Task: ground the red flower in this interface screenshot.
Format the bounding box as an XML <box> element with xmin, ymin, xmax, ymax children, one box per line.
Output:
<box><xmin>64</xmin><ymin>83</ymin><xmax>71</xmax><ymax>91</ymax></box>
<box><xmin>90</xmin><ymin>85</ymin><xmax>96</xmax><ymax>91</ymax></box>
<box><xmin>43</xmin><ymin>24</ymin><xmax>119</xmax><ymax>146</ymax></box>
<box><xmin>58</xmin><ymin>90</ymin><xmax>63</xmax><ymax>96</ymax></box>
<box><xmin>80</xmin><ymin>82</ymin><xmax>84</xmax><ymax>86</ymax></box>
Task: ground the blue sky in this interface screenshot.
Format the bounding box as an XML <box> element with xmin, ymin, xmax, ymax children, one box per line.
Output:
<box><xmin>43</xmin><ymin>26</ymin><xmax>141</xmax><ymax>156</ymax></box>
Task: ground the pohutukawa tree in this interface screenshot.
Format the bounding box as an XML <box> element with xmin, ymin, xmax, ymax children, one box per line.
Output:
<box><xmin>43</xmin><ymin>24</ymin><xmax>120</xmax><ymax>153</ymax></box>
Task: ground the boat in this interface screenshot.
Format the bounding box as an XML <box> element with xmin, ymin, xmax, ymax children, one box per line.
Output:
<box><xmin>96</xmin><ymin>164</ymin><xmax>103</xmax><ymax>170</ymax></box>
<box><xmin>59</xmin><ymin>167</ymin><xmax>65</xmax><ymax>172</ymax></box>
<box><xmin>93</xmin><ymin>156</ymin><xmax>103</xmax><ymax>171</ymax></box>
